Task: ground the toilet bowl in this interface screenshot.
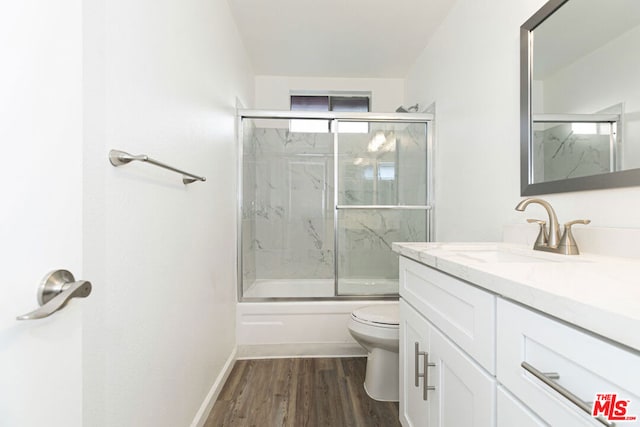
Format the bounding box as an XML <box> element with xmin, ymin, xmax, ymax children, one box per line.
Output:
<box><xmin>348</xmin><ymin>303</ymin><xmax>399</xmax><ymax>402</ymax></box>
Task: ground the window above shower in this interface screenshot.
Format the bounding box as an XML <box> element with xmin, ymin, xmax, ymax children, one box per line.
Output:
<box><xmin>290</xmin><ymin>93</ymin><xmax>370</xmax><ymax>133</ymax></box>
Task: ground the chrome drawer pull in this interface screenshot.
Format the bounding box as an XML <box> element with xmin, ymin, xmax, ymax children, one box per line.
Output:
<box><xmin>521</xmin><ymin>362</ymin><xmax>615</xmax><ymax>427</ymax></box>
<box><xmin>415</xmin><ymin>342</ymin><xmax>436</xmax><ymax>400</ymax></box>
<box><xmin>543</xmin><ymin>372</ymin><xmax>560</xmax><ymax>380</ymax></box>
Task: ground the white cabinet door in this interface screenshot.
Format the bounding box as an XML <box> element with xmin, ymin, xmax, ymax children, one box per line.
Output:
<box><xmin>400</xmin><ymin>299</ymin><xmax>431</xmax><ymax>427</ymax></box>
<box><xmin>428</xmin><ymin>324</ymin><xmax>496</xmax><ymax>427</ymax></box>
<box><xmin>0</xmin><ymin>1</ymin><xmax>85</xmax><ymax>426</ymax></box>
<box><xmin>401</xmin><ymin>299</ymin><xmax>496</xmax><ymax>427</ymax></box>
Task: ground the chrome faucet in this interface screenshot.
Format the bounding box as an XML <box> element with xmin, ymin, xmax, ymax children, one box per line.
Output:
<box><xmin>515</xmin><ymin>198</ymin><xmax>590</xmax><ymax>255</ymax></box>
<box><xmin>515</xmin><ymin>198</ymin><xmax>560</xmax><ymax>247</ymax></box>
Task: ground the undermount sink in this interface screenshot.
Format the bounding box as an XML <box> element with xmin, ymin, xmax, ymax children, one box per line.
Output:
<box><xmin>452</xmin><ymin>249</ymin><xmax>554</xmax><ymax>263</ymax></box>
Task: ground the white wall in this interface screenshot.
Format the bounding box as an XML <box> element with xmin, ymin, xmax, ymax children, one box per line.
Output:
<box><xmin>405</xmin><ymin>0</ymin><xmax>640</xmax><ymax>242</ymax></box>
<box><xmin>541</xmin><ymin>24</ymin><xmax>640</xmax><ymax>169</ymax></box>
<box><xmin>83</xmin><ymin>0</ymin><xmax>253</xmax><ymax>425</ymax></box>
<box><xmin>254</xmin><ymin>75</ymin><xmax>405</xmax><ymax>112</ymax></box>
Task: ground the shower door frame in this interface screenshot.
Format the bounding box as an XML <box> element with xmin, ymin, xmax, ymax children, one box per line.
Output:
<box><xmin>237</xmin><ymin>109</ymin><xmax>435</xmax><ymax>302</ymax></box>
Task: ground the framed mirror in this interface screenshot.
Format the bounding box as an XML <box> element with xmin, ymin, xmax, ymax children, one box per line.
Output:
<box><xmin>520</xmin><ymin>0</ymin><xmax>640</xmax><ymax>195</ymax></box>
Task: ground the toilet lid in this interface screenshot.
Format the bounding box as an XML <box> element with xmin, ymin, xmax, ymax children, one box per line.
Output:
<box><xmin>352</xmin><ymin>304</ymin><xmax>399</xmax><ymax>326</ymax></box>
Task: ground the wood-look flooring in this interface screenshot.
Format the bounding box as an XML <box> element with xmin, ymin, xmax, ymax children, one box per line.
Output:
<box><xmin>205</xmin><ymin>357</ymin><xmax>401</xmax><ymax>427</ymax></box>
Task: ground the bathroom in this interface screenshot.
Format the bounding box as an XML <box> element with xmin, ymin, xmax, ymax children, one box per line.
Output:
<box><xmin>1</xmin><ymin>0</ymin><xmax>639</xmax><ymax>426</ymax></box>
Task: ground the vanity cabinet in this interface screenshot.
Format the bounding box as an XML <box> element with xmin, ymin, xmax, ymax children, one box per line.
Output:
<box><xmin>399</xmin><ymin>257</ymin><xmax>496</xmax><ymax>427</ymax></box>
<box><xmin>398</xmin><ymin>254</ymin><xmax>640</xmax><ymax>427</ymax></box>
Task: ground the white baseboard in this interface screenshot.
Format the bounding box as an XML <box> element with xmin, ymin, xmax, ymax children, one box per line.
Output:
<box><xmin>190</xmin><ymin>346</ymin><xmax>237</xmax><ymax>427</ymax></box>
<box><xmin>237</xmin><ymin>342</ymin><xmax>366</xmax><ymax>359</ymax></box>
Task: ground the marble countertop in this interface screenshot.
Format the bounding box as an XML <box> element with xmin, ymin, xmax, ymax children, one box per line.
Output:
<box><xmin>392</xmin><ymin>242</ymin><xmax>640</xmax><ymax>353</ymax></box>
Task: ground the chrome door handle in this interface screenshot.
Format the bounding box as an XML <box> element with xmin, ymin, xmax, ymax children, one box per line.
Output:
<box><xmin>17</xmin><ymin>270</ymin><xmax>92</xmax><ymax>320</ymax></box>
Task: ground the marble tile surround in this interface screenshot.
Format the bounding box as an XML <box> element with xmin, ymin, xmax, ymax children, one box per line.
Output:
<box><xmin>241</xmin><ymin>121</ymin><xmax>429</xmax><ymax>289</ymax></box>
<box><xmin>533</xmin><ymin>123</ymin><xmax>611</xmax><ymax>183</ymax></box>
<box><xmin>338</xmin><ymin>209</ymin><xmax>427</xmax><ymax>280</ymax></box>
<box><xmin>338</xmin><ymin>123</ymin><xmax>427</xmax><ymax>206</ymax></box>
<box><xmin>244</xmin><ymin>126</ymin><xmax>335</xmax><ymax>283</ymax></box>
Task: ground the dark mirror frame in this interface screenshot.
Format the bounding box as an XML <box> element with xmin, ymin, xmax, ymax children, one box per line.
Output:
<box><xmin>520</xmin><ymin>0</ymin><xmax>640</xmax><ymax>195</ymax></box>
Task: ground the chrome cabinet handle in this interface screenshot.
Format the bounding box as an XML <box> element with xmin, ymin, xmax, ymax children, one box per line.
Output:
<box><xmin>415</xmin><ymin>342</ymin><xmax>436</xmax><ymax>400</ymax></box>
<box><xmin>415</xmin><ymin>342</ymin><xmax>422</xmax><ymax>387</ymax></box>
<box><xmin>17</xmin><ymin>270</ymin><xmax>92</xmax><ymax>320</ymax></box>
<box><xmin>521</xmin><ymin>362</ymin><xmax>614</xmax><ymax>427</ymax></box>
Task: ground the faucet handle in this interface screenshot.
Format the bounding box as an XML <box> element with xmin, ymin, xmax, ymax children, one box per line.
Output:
<box><xmin>527</xmin><ymin>218</ymin><xmax>546</xmax><ymax>225</ymax></box>
<box><xmin>527</xmin><ymin>218</ymin><xmax>549</xmax><ymax>247</ymax></box>
<box><xmin>558</xmin><ymin>219</ymin><xmax>591</xmax><ymax>255</ymax></box>
<box><xmin>565</xmin><ymin>219</ymin><xmax>591</xmax><ymax>227</ymax></box>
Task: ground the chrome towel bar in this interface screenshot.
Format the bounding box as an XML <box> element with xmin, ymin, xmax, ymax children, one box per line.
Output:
<box><xmin>109</xmin><ymin>149</ymin><xmax>206</xmax><ymax>184</ymax></box>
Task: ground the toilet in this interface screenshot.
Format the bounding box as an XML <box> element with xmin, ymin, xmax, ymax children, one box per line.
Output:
<box><xmin>348</xmin><ymin>303</ymin><xmax>399</xmax><ymax>402</ymax></box>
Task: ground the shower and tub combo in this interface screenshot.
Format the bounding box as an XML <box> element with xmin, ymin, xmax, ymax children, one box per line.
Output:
<box><xmin>235</xmin><ymin>109</ymin><xmax>433</xmax><ymax>397</ymax></box>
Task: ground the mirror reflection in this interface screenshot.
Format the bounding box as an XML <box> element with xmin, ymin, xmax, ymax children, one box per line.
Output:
<box><xmin>529</xmin><ymin>0</ymin><xmax>640</xmax><ymax>185</ymax></box>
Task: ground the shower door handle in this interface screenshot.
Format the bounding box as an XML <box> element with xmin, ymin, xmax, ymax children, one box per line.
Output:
<box><xmin>17</xmin><ymin>270</ymin><xmax>92</xmax><ymax>320</ymax></box>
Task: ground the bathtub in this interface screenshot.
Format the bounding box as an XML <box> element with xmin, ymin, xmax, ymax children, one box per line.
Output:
<box><xmin>237</xmin><ymin>279</ymin><xmax>398</xmax><ymax>359</ymax></box>
<box><xmin>242</xmin><ymin>278</ymin><xmax>399</xmax><ymax>299</ymax></box>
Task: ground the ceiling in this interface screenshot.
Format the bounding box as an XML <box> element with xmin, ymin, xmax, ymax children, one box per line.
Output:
<box><xmin>227</xmin><ymin>0</ymin><xmax>457</xmax><ymax>78</ymax></box>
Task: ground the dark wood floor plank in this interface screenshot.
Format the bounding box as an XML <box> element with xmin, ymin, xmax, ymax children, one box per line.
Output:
<box><xmin>205</xmin><ymin>357</ymin><xmax>401</xmax><ymax>427</ymax></box>
<box><xmin>292</xmin><ymin>358</ymin><xmax>316</xmax><ymax>427</ymax></box>
<box><xmin>314</xmin><ymin>359</ymin><xmax>334</xmax><ymax>426</ymax></box>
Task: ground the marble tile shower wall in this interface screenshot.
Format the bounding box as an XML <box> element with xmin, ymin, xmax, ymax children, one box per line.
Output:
<box><xmin>337</xmin><ymin>209</ymin><xmax>427</xmax><ymax>280</ymax></box>
<box><xmin>244</xmin><ymin>128</ymin><xmax>335</xmax><ymax>282</ymax></box>
<box><xmin>337</xmin><ymin>123</ymin><xmax>427</xmax><ymax>205</ymax></box>
<box><xmin>242</xmin><ymin>122</ymin><xmax>428</xmax><ymax>285</ymax></box>
<box><xmin>533</xmin><ymin>123</ymin><xmax>611</xmax><ymax>182</ymax></box>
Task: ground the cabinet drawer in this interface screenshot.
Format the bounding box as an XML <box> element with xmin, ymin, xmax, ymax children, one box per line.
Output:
<box><xmin>497</xmin><ymin>299</ymin><xmax>640</xmax><ymax>426</ymax></box>
<box><xmin>399</xmin><ymin>256</ymin><xmax>496</xmax><ymax>373</ymax></box>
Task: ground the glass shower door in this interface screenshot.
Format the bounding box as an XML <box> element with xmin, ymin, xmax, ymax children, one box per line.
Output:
<box><xmin>240</xmin><ymin>117</ymin><xmax>335</xmax><ymax>299</ymax></box>
<box><xmin>335</xmin><ymin>121</ymin><xmax>430</xmax><ymax>296</ymax></box>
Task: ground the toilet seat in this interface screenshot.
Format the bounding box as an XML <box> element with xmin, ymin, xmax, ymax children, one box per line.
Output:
<box><xmin>351</xmin><ymin>304</ymin><xmax>399</xmax><ymax>329</ymax></box>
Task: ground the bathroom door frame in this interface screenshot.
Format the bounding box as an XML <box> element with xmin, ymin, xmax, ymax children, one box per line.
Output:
<box><xmin>236</xmin><ymin>110</ymin><xmax>435</xmax><ymax>302</ymax></box>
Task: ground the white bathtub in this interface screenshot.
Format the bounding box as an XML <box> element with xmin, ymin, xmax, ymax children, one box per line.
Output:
<box><xmin>236</xmin><ymin>297</ymin><xmax>398</xmax><ymax>359</ymax></box>
<box><xmin>242</xmin><ymin>278</ymin><xmax>399</xmax><ymax>299</ymax></box>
